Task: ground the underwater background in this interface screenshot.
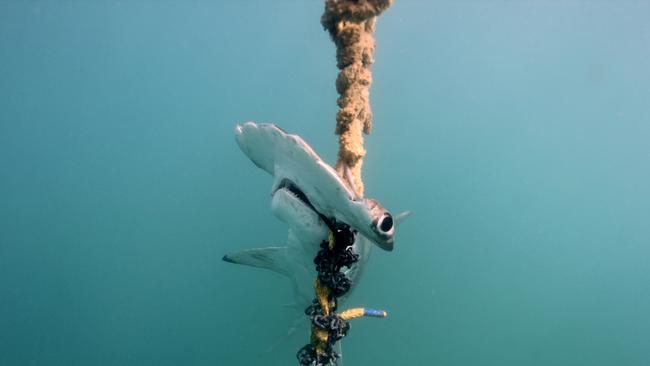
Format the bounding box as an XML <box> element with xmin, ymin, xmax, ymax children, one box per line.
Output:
<box><xmin>1</xmin><ymin>1</ymin><xmax>649</xmax><ymax>365</ymax></box>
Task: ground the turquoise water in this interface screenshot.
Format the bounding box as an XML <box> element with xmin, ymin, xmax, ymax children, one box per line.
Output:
<box><xmin>1</xmin><ymin>1</ymin><xmax>649</xmax><ymax>365</ymax></box>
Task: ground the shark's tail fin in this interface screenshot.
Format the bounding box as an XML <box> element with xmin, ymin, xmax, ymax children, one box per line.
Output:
<box><xmin>222</xmin><ymin>246</ymin><xmax>289</xmax><ymax>277</ymax></box>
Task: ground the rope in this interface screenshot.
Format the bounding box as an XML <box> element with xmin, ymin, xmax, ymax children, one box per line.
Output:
<box><xmin>297</xmin><ymin>2</ymin><xmax>393</xmax><ymax>364</ymax></box>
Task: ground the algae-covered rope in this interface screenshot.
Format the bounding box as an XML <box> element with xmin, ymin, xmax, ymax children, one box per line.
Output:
<box><xmin>297</xmin><ymin>1</ymin><xmax>393</xmax><ymax>365</ymax></box>
<box><xmin>324</xmin><ymin>0</ymin><xmax>393</xmax><ymax>197</ymax></box>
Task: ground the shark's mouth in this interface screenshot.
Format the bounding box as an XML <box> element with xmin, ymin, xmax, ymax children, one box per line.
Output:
<box><xmin>274</xmin><ymin>178</ymin><xmax>319</xmax><ymax>215</ymax></box>
<box><xmin>274</xmin><ymin>178</ymin><xmax>357</xmax><ymax>246</ymax></box>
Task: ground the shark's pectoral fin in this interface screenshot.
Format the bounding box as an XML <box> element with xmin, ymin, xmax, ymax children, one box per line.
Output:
<box><xmin>222</xmin><ymin>247</ymin><xmax>289</xmax><ymax>277</ymax></box>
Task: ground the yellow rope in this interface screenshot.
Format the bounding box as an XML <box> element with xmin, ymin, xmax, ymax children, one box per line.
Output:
<box><xmin>339</xmin><ymin>308</ymin><xmax>388</xmax><ymax>321</ymax></box>
<box><xmin>313</xmin><ymin>278</ymin><xmax>333</xmax><ymax>356</ymax></box>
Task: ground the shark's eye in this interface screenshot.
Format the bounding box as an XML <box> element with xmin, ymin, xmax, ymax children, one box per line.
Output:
<box><xmin>378</xmin><ymin>214</ymin><xmax>393</xmax><ymax>233</ymax></box>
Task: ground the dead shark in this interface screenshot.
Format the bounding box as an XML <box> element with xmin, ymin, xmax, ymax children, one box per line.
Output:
<box><xmin>223</xmin><ymin>122</ymin><xmax>403</xmax><ymax>311</ymax></box>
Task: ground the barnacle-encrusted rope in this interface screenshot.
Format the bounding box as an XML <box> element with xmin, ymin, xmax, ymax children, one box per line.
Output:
<box><xmin>296</xmin><ymin>1</ymin><xmax>393</xmax><ymax>365</ymax></box>
<box><xmin>323</xmin><ymin>0</ymin><xmax>393</xmax><ymax>198</ymax></box>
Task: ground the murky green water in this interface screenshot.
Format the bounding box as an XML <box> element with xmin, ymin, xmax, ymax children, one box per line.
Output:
<box><xmin>1</xmin><ymin>1</ymin><xmax>649</xmax><ymax>365</ymax></box>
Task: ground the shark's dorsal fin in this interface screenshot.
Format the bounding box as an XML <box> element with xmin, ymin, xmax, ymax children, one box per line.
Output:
<box><xmin>223</xmin><ymin>247</ymin><xmax>289</xmax><ymax>277</ymax></box>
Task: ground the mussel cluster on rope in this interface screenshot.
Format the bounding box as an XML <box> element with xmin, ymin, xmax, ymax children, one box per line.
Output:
<box><xmin>296</xmin><ymin>223</ymin><xmax>358</xmax><ymax>365</ymax></box>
